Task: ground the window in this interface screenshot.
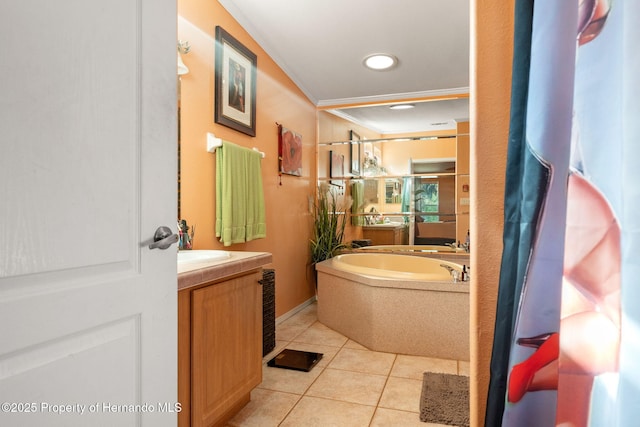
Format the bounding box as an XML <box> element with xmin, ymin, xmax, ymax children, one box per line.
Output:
<box><xmin>415</xmin><ymin>180</ymin><xmax>439</xmax><ymax>222</ymax></box>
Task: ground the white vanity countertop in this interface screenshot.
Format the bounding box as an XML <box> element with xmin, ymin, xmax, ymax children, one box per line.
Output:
<box><xmin>178</xmin><ymin>251</ymin><xmax>272</xmax><ymax>291</ymax></box>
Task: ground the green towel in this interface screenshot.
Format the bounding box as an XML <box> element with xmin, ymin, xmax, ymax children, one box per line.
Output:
<box><xmin>351</xmin><ymin>181</ymin><xmax>365</xmax><ymax>225</ymax></box>
<box><xmin>215</xmin><ymin>141</ymin><xmax>267</xmax><ymax>246</ymax></box>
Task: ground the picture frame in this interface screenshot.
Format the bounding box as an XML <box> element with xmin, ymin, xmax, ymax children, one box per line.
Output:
<box><xmin>329</xmin><ymin>150</ymin><xmax>345</xmax><ymax>188</ymax></box>
<box><xmin>214</xmin><ymin>26</ymin><xmax>257</xmax><ymax>136</ymax></box>
<box><xmin>278</xmin><ymin>124</ymin><xmax>303</xmax><ymax>176</ymax></box>
<box><xmin>349</xmin><ymin>130</ymin><xmax>361</xmax><ymax>175</ymax></box>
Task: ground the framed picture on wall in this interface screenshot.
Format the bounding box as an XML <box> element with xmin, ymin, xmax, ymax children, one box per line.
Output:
<box><xmin>349</xmin><ymin>130</ymin><xmax>361</xmax><ymax>175</ymax></box>
<box><xmin>329</xmin><ymin>150</ymin><xmax>344</xmax><ymax>188</ymax></box>
<box><xmin>278</xmin><ymin>124</ymin><xmax>303</xmax><ymax>176</ymax></box>
<box><xmin>214</xmin><ymin>26</ymin><xmax>257</xmax><ymax>136</ymax></box>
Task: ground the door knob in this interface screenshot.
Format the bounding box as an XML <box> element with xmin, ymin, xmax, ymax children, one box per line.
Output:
<box><xmin>149</xmin><ymin>226</ymin><xmax>179</xmax><ymax>250</ymax></box>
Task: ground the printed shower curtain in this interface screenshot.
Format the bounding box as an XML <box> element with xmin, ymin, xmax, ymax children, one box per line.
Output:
<box><xmin>486</xmin><ymin>1</ymin><xmax>640</xmax><ymax>426</ymax></box>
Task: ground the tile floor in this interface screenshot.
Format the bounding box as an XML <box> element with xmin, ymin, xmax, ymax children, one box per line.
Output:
<box><xmin>227</xmin><ymin>301</ymin><xmax>470</xmax><ymax>427</ymax></box>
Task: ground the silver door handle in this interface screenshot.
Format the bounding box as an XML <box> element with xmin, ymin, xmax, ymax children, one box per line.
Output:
<box><xmin>149</xmin><ymin>226</ymin><xmax>179</xmax><ymax>250</ymax></box>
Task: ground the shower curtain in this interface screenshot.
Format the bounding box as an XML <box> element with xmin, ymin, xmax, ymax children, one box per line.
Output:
<box><xmin>486</xmin><ymin>1</ymin><xmax>640</xmax><ymax>426</ymax></box>
<box><xmin>401</xmin><ymin>177</ymin><xmax>412</xmax><ymax>220</ymax></box>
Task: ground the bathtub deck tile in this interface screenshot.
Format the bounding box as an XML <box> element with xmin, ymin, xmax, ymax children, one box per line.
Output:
<box><xmin>317</xmin><ymin>261</ymin><xmax>470</xmax><ymax>360</ymax></box>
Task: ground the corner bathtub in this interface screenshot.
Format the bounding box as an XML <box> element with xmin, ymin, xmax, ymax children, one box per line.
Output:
<box><xmin>316</xmin><ymin>253</ymin><xmax>469</xmax><ymax>360</ymax></box>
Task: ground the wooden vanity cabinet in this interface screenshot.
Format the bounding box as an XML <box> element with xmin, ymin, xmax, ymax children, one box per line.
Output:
<box><xmin>362</xmin><ymin>225</ymin><xmax>408</xmax><ymax>246</ymax></box>
<box><xmin>178</xmin><ymin>269</ymin><xmax>263</xmax><ymax>427</ymax></box>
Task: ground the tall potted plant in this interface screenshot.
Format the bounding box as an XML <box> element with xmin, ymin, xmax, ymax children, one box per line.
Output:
<box><xmin>310</xmin><ymin>185</ymin><xmax>350</xmax><ymax>266</ymax></box>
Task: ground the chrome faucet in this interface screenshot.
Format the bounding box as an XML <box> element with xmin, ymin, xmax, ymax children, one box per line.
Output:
<box><xmin>440</xmin><ymin>264</ymin><xmax>460</xmax><ymax>282</ymax></box>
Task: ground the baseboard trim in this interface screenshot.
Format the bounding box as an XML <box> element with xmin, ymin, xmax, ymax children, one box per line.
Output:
<box><xmin>275</xmin><ymin>296</ymin><xmax>317</xmax><ymax>325</ymax></box>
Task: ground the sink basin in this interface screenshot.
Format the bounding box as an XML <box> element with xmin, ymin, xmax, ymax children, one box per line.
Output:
<box><xmin>178</xmin><ymin>250</ymin><xmax>231</xmax><ymax>265</ymax></box>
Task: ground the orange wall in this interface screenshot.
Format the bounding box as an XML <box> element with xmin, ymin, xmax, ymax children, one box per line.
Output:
<box><xmin>471</xmin><ymin>1</ymin><xmax>514</xmax><ymax>425</ymax></box>
<box><xmin>318</xmin><ymin>110</ymin><xmax>383</xmax><ymax>143</ymax></box>
<box><xmin>382</xmin><ymin>138</ymin><xmax>456</xmax><ymax>176</ymax></box>
<box><xmin>178</xmin><ymin>1</ymin><xmax>317</xmax><ymax>316</ymax></box>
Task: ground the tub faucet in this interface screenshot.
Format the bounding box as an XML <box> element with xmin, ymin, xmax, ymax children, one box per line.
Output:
<box><xmin>440</xmin><ymin>264</ymin><xmax>460</xmax><ymax>282</ymax></box>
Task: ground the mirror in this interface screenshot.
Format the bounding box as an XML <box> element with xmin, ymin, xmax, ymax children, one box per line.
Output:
<box><xmin>318</xmin><ymin>98</ymin><xmax>469</xmax><ymax>248</ymax></box>
<box><xmin>385</xmin><ymin>179</ymin><xmax>402</xmax><ymax>204</ymax></box>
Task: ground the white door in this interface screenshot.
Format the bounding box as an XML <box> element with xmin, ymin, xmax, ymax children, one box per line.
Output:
<box><xmin>0</xmin><ymin>1</ymin><xmax>178</xmax><ymax>426</ymax></box>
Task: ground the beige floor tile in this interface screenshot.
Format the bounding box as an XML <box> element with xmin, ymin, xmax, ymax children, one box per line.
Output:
<box><xmin>378</xmin><ymin>376</ymin><xmax>423</xmax><ymax>413</ymax></box>
<box><xmin>299</xmin><ymin>301</ymin><xmax>317</xmax><ymax>314</ymax></box>
<box><xmin>279</xmin><ymin>309</ymin><xmax>318</xmax><ymax>330</ymax></box>
<box><xmin>370</xmin><ymin>407</ymin><xmax>435</xmax><ymax>427</ymax></box>
<box><xmin>458</xmin><ymin>360</ymin><xmax>470</xmax><ymax>376</ymax></box>
<box><xmin>328</xmin><ymin>347</ymin><xmax>396</xmax><ymax>376</ymax></box>
<box><xmin>296</xmin><ymin>302</ymin><xmax>318</xmax><ymax>318</ymax></box>
<box><xmin>235</xmin><ymin>303</ymin><xmax>469</xmax><ymax>427</ymax></box>
<box><xmin>306</xmin><ymin>368</ymin><xmax>387</xmax><ymax>406</ymax></box>
<box><xmin>344</xmin><ymin>339</ymin><xmax>370</xmax><ymax>350</ymax></box>
<box><xmin>257</xmin><ymin>364</ymin><xmax>323</xmax><ymax>395</ymax></box>
<box><xmin>292</xmin><ymin>321</ymin><xmax>348</xmax><ymax>347</ymax></box>
<box><xmin>226</xmin><ymin>388</ymin><xmax>300</xmax><ymax>427</ymax></box>
<box><xmin>279</xmin><ymin>396</ymin><xmax>375</xmax><ymax>427</ymax></box>
<box><xmin>390</xmin><ymin>355</ymin><xmax>457</xmax><ymax>380</ymax></box>
<box><xmin>275</xmin><ymin>322</ymin><xmax>309</xmax><ymax>342</ymax></box>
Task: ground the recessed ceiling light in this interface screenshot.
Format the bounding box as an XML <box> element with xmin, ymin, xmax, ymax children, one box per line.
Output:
<box><xmin>363</xmin><ymin>54</ymin><xmax>398</xmax><ymax>71</ymax></box>
<box><xmin>389</xmin><ymin>104</ymin><xmax>415</xmax><ymax>110</ymax></box>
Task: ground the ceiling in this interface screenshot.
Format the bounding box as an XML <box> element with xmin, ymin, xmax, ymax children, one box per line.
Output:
<box><xmin>217</xmin><ymin>0</ymin><xmax>470</xmax><ymax>134</ymax></box>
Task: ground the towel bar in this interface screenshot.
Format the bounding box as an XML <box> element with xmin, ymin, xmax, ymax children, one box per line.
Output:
<box><xmin>206</xmin><ymin>132</ymin><xmax>265</xmax><ymax>158</ymax></box>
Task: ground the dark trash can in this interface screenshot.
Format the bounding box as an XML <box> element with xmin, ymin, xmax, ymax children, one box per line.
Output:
<box><xmin>260</xmin><ymin>269</ymin><xmax>276</xmax><ymax>356</ymax></box>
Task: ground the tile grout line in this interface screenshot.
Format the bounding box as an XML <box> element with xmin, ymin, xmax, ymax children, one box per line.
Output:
<box><xmin>277</xmin><ymin>317</ymin><xmax>351</xmax><ymax>426</ymax></box>
<box><xmin>273</xmin><ymin>331</ymin><xmax>305</xmax><ymax>427</ymax></box>
<box><xmin>368</xmin><ymin>353</ymin><xmax>398</xmax><ymax>427</ymax></box>
<box><xmin>258</xmin><ymin>304</ymin><xmax>445</xmax><ymax>427</ymax></box>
